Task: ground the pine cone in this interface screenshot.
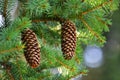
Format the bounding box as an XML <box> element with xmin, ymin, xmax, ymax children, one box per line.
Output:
<box><xmin>61</xmin><ymin>20</ymin><xmax>76</xmax><ymax>60</ymax></box>
<box><xmin>21</xmin><ymin>29</ymin><xmax>40</xmax><ymax>68</ymax></box>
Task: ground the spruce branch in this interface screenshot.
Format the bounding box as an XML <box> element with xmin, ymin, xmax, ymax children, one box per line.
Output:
<box><xmin>32</xmin><ymin>16</ymin><xmax>64</xmax><ymax>23</ymax></box>
<box><xmin>81</xmin><ymin>0</ymin><xmax>85</xmax><ymax>2</ymax></box>
<box><xmin>95</xmin><ymin>15</ymin><xmax>110</xmax><ymax>29</ymax></box>
<box><xmin>67</xmin><ymin>71</ymin><xmax>87</xmax><ymax>80</ymax></box>
<box><xmin>38</xmin><ymin>74</ymin><xmax>51</xmax><ymax>80</ymax></box>
<box><xmin>81</xmin><ymin>0</ymin><xmax>112</xmax><ymax>15</ymax></box>
<box><xmin>3</xmin><ymin>0</ymin><xmax>8</xmax><ymax>27</ymax></box>
<box><xmin>80</xmin><ymin>18</ymin><xmax>105</xmax><ymax>43</ymax></box>
<box><xmin>56</xmin><ymin>59</ymin><xmax>75</xmax><ymax>72</ymax></box>
<box><xmin>0</xmin><ymin>62</ymin><xmax>14</xmax><ymax>80</ymax></box>
<box><xmin>3</xmin><ymin>0</ymin><xmax>8</xmax><ymax>18</ymax></box>
<box><xmin>15</xmin><ymin>56</ymin><xmax>23</xmax><ymax>80</ymax></box>
<box><xmin>0</xmin><ymin>17</ymin><xmax>31</xmax><ymax>40</ymax></box>
<box><xmin>6</xmin><ymin>67</ymin><xmax>15</xmax><ymax>80</ymax></box>
<box><xmin>0</xmin><ymin>0</ymin><xmax>119</xmax><ymax>79</ymax></box>
<box><xmin>32</xmin><ymin>0</ymin><xmax>112</xmax><ymax>23</ymax></box>
<box><xmin>0</xmin><ymin>45</ymin><xmax>24</xmax><ymax>54</ymax></box>
<box><xmin>74</xmin><ymin>55</ymin><xmax>81</xmax><ymax>64</ymax></box>
<box><xmin>96</xmin><ymin>16</ymin><xmax>106</xmax><ymax>25</ymax></box>
<box><xmin>15</xmin><ymin>21</ymin><xmax>29</xmax><ymax>31</ymax></box>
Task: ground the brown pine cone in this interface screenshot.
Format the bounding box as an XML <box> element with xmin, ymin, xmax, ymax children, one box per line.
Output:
<box><xmin>21</xmin><ymin>29</ymin><xmax>40</xmax><ymax>68</ymax></box>
<box><xmin>61</xmin><ymin>20</ymin><xmax>76</xmax><ymax>60</ymax></box>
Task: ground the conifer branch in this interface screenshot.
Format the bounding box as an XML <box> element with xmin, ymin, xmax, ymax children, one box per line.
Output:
<box><xmin>32</xmin><ymin>18</ymin><xmax>57</xmax><ymax>23</ymax></box>
<box><xmin>56</xmin><ymin>59</ymin><xmax>75</xmax><ymax>72</ymax></box>
<box><xmin>95</xmin><ymin>16</ymin><xmax>109</xmax><ymax>27</ymax></box>
<box><xmin>81</xmin><ymin>0</ymin><xmax>112</xmax><ymax>15</ymax></box>
<box><xmin>74</xmin><ymin>55</ymin><xmax>80</xmax><ymax>64</ymax></box>
<box><xmin>16</xmin><ymin>21</ymin><xmax>29</xmax><ymax>31</ymax></box>
<box><xmin>67</xmin><ymin>71</ymin><xmax>87</xmax><ymax>80</ymax></box>
<box><xmin>0</xmin><ymin>62</ymin><xmax>14</xmax><ymax>80</ymax></box>
<box><xmin>32</xmin><ymin>0</ymin><xmax>112</xmax><ymax>23</ymax></box>
<box><xmin>3</xmin><ymin>0</ymin><xmax>8</xmax><ymax>27</ymax></box>
<box><xmin>0</xmin><ymin>0</ymin><xmax>119</xmax><ymax>79</ymax></box>
<box><xmin>15</xmin><ymin>57</ymin><xmax>23</xmax><ymax>80</ymax></box>
<box><xmin>81</xmin><ymin>0</ymin><xmax>85</xmax><ymax>2</ymax></box>
<box><xmin>20</xmin><ymin>0</ymin><xmax>28</xmax><ymax>17</ymax></box>
<box><xmin>6</xmin><ymin>67</ymin><xmax>15</xmax><ymax>80</ymax></box>
<box><xmin>0</xmin><ymin>45</ymin><xmax>24</xmax><ymax>54</ymax></box>
<box><xmin>3</xmin><ymin>0</ymin><xmax>8</xmax><ymax>18</ymax></box>
<box><xmin>80</xmin><ymin>18</ymin><xmax>105</xmax><ymax>43</ymax></box>
<box><xmin>38</xmin><ymin>74</ymin><xmax>51</xmax><ymax>80</ymax></box>
<box><xmin>32</xmin><ymin>17</ymin><xmax>63</xmax><ymax>23</ymax></box>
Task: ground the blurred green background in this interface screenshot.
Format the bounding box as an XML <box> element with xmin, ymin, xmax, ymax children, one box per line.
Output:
<box><xmin>82</xmin><ymin>6</ymin><xmax>120</xmax><ymax>80</ymax></box>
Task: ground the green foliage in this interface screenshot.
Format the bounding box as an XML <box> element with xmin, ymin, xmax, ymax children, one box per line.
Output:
<box><xmin>25</xmin><ymin>0</ymin><xmax>51</xmax><ymax>17</ymax></box>
<box><xmin>0</xmin><ymin>0</ymin><xmax>119</xmax><ymax>80</ymax></box>
<box><xmin>0</xmin><ymin>17</ymin><xmax>31</xmax><ymax>40</ymax></box>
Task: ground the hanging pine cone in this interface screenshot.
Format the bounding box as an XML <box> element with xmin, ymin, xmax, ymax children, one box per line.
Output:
<box><xmin>21</xmin><ymin>29</ymin><xmax>40</xmax><ymax>68</ymax></box>
<box><xmin>61</xmin><ymin>20</ymin><xmax>76</xmax><ymax>60</ymax></box>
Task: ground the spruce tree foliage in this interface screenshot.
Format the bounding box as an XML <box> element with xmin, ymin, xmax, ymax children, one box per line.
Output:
<box><xmin>0</xmin><ymin>0</ymin><xmax>119</xmax><ymax>80</ymax></box>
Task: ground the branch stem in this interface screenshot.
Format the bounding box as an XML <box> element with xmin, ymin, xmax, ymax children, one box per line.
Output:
<box><xmin>81</xmin><ymin>18</ymin><xmax>105</xmax><ymax>43</ymax></box>
<box><xmin>0</xmin><ymin>45</ymin><xmax>24</xmax><ymax>54</ymax></box>
<box><xmin>81</xmin><ymin>0</ymin><xmax>112</xmax><ymax>15</ymax></box>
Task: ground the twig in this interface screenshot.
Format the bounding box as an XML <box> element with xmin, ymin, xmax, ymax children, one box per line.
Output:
<box><xmin>38</xmin><ymin>74</ymin><xmax>51</xmax><ymax>80</ymax></box>
<box><xmin>95</xmin><ymin>15</ymin><xmax>109</xmax><ymax>27</ymax></box>
<box><xmin>81</xmin><ymin>0</ymin><xmax>112</xmax><ymax>15</ymax></box>
<box><xmin>31</xmin><ymin>0</ymin><xmax>112</xmax><ymax>23</ymax></box>
<box><xmin>3</xmin><ymin>0</ymin><xmax>8</xmax><ymax>27</ymax></box>
<box><xmin>33</xmin><ymin>0</ymin><xmax>112</xmax><ymax>23</ymax></box>
<box><xmin>0</xmin><ymin>62</ymin><xmax>14</xmax><ymax>80</ymax></box>
<box><xmin>0</xmin><ymin>45</ymin><xmax>24</xmax><ymax>54</ymax></box>
<box><xmin>32</xmin><ymin>19</ymin><xmax>56</xmax><ymax>23</ymax></box>
<box><xmin>3</xmin><ymin>0</ymin><xmax>8</xmax><ymax>19</ymax></box>
<box><xmin>32</xmin><ymin>17</ymin><xmax>63</xmax><ymax>23</ymax></box>
<box><xmin>81</xmin><ymin>0</ymin><xmax>85</xmax><ymax>2</ymax></box>
<box><xmin>15</xmin><ymin>56</ymin><xmax>23</xmax><ymax>80</ymax></box>
<box><xmin>56</xmin><ymin>59</ymin><xmax>75</xmax><ymax>72</ymax></box>
<box><xmin>6</xmin><ymin>68</ymin><xmax>15</xmax><ymax>80</ymax></box>
<box><xmin>6</xmin><ymin>20</ymin><xmax>30</xmax><ymax>40</ymax></box>
<box><xmin>21</xmin><ymin>0</ymin><xmax>29</xmax><ymax>17</ymax></box>
<box><xmin>80</xmin><ymin>18</ymin><xmax>105</xmax><ymax>43</ymax></box>
<box><xmin>74</xmin><ymin>55</ymin><xmax>80</xmax><ymax>64</ymax></box>
<box><xmin>16</xmin><ymin>21</ymin><xmax>29</xmax><ymax>31</ymax></box>
<box><xmin>67</xmin><ymin>71</ymin><xmax>87</xmax><ymax>80</ymax></box>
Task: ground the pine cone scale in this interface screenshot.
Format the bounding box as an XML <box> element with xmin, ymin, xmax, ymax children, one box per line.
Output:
<box><xmin>62</xmin><ymin>30</ymin><xmax>76</xmax><ymax>38</ymax></box>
